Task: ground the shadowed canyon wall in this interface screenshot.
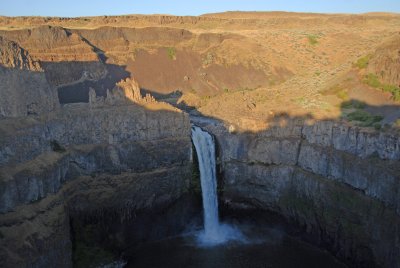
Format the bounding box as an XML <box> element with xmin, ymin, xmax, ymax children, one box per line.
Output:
<box><xmin>194</xmin><ymin>117</ymin><xmax>400</xmax><ymax>268</ymax></box>
<box><xmin>0</xmin><ymin>101</ymin><xmax>193</xmax><ymax>267</ymax></box>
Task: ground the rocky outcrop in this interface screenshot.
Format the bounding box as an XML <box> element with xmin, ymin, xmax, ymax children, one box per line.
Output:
<box><xmin>0</xmin><ymin>36</ymin><xmax>41</xmax><ymax>71</ymax></box>
<box><xmin>0</xmin><ymin>37</ymin><xmax>59</xmax><ymax>117</ymax></box>
<box><xmin>195</xmin><ymin>117</ymin><xmax>400</xmax><ymax>268</ymax></box>
<box><xmin>113</xmin><ymin>78</ymin><xmax>156</xmax><ymax>104</ymax></box>
<box><xmin>0</xmin><ymin>26</ymin><xmax>108</xmax><ymax>89</ymax></box>
<box><xmin>0</xmin><ymin>102</ymin><xmax>192</xmax><ymax>267</ymax></box>
<box><xmin>0</xmin><ymin>65</ymin><xmax>59</xmax><ymax>117</ymax></box>
<box><xmin>0</xmin><ymin>26</ymin><xmax>99</xmax><ymax>63</ymax></box>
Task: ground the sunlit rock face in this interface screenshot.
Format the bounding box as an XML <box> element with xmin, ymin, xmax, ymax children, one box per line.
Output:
<box><xmin>0</xmin><ymin>36</ymin><xmax>59</xmax><ymax>117</ymax></box>
<box><xmin>195</xmin><ymin>117</ymin><xmax>400</xmax><ymax>268</ymax></box>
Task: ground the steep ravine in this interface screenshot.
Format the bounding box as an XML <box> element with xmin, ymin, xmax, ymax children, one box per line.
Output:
<box><xmin>194</xmin><ymin>117</ymin><xmax>400</xmax><ymax>268</ymax></box>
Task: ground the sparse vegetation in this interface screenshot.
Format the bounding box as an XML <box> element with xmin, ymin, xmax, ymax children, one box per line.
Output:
<box><xmin>341</xmin><ymin>100</ymin><xmax>366</xmax><ymax>109</ymax></box>
<box><xmin>382</xmin><ymin>84</ymin><xmax>400</xmax><ymax>101</ymax></box>
<box><xmin>337</xmin><ymin>89</ymin><xmax>349</xmax><ymax>101</ymax></box>
<box><xmin>202</xmin><ymin>52</ymin><xmax>215</xmax><ymax>66</ymax></box>
<box><xmin>321</xmin><ymin>85</ymin><xmax>350</xmax><ymax>101</ymax></box>
<box><xmin>346</xmin><ymin>110</ymin><xmax>383</xmax><ymax>127</ymax></box>
<box><xmin>167</xmin><ymin>47</ymin><xmax>176</xmax><ymax>60</ymax></box>
<box><xmin>341</xmin><ymin>99</ymin><xmax>387</xmax><ymax>129</ymax></box>
<box><xmin>201</xmin><ymin>95</ymin><xmax>212</xmax><ymax>101</ymax></box>
<box><xmin>307</xmin><ymin>35</ymin><xmax>319</xmax><ymax>45</ymax></box>
<box><xmin>363</xmin><ymin>73</ymin><xmax>381</xmax><ymax>88</ymax></box>
<box><xmin>363</xmin><ymin>73</ymin><xmax>400</xmax><ymax>101</ymax></box>
<box><xmin>354</xmin><ymin>55</ymin><xmax>371</xmax><ymax>69</ymax></box>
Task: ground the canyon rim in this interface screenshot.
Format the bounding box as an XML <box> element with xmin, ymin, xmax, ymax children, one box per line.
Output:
<box><xmin>0</xmin><ymin>3</ymin><xmax>400</xmax><ymax>268</ymax></box>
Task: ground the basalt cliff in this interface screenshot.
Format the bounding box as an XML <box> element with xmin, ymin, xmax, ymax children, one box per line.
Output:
<box><xmin>0</xmin><ymin>12</ymin><xmax>400</xmax><ymax>268</ymax></box>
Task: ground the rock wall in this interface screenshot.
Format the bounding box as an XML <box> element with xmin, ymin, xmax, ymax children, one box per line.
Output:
<box><xmin>195</xmin><ymin>117</ymin><xmax>400</xmax><ymax>268</ymax></box>
<box><xmin>0</xmin><ymin>37</ymin><xmax>59</xmax><ymax>117</ymax></box>
<box><xmin>0</xmin><ymin>66</ymin><xmax>59</xmax><ymax>117</ymax></box>
<box><xmin>0</xmin><ymin>26</ymin><xmax>99</xmax><ymax>63</ymax></box>
<box><xmin>0</xmin><ymin>103</ymin><xmax>192</xmax><ymax>267</ymax></box>
<box><xmin>0</xmin><ymin>36</ymin><xmax>41</xmax><ymax>71</ymax></box>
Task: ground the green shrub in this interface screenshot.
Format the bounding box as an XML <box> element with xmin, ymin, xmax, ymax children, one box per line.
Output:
<box><xmin>355</xmin><ymin>55</ymin><xmax>370</xmax><ymax>69</ymax></box>
<box><xmin>346</xmin><ymin>110</ymin><xmax>383</xmax><ymax>127</ymax></box>
<box><xmin>352</xmin><ymin>100</ymin><xmax>366</xmax><ymax>109</ymax></box>
<box><xmin>307</xmin><ymin>35</ymin><xmax>319</xmax><ymax>45</ymax></box>
<box><xmin>167</xmin><ymin>47</ymin><xmax>176</xmax><ymax>60</ymax></box>
<box><xmin>394</xmin><ymin>90</ymin><xmax>400</xmax><ymax>101</ymax></box>
<box><xmin>340</xmin><ymin>100</ymin><xmax>366</xmax><ymax>109</ymax></box>
<box><xmin>337</xmin><ymin>89</ymin><xmax>349</xmax><ymax>100</ymax></box>
<box><xmin>364</xmin><ymin>73</ymin><xmax>381</xmax><ymax>88</ymax></box>
<box><xmin>363</xmin><ymin>73</ymin><xmax>400</xmax><ymax>101</ymax></box>
<box><xmin>347</xmin><ymin>110</ymin><xmax>370</xmax><ymax>121</ymax></box>
<box><xmin>382</xmin><ymin>84</ymin><xmax>400</xmax><ymax>101</ymax></box>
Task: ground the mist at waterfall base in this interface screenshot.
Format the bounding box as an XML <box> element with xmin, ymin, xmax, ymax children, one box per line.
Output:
<box><xmin>191</xmin><ymin>125</ymin><xmax>246</xmax><ymax>246</ymax></box>
<box><xmin>124</xmin><ymin>126</ymin><xmax>346</xmax><ymax>267</ymax></box>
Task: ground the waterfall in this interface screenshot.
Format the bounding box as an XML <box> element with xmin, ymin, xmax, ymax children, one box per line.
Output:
<box><xmin>191</xmin><ymin>125</ymin><xmax>245</xmax><ymax>246</ymax></box>
<box><xmin>191</xmin><ymin>125</ymin><xmax>220</xmax><ymax>240</ymax></box>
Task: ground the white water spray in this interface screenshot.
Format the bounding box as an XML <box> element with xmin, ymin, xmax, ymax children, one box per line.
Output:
<box><xmin>191</xmin><ymin>125</ymin><xmax>245</xmax><ymax>246</ymax></box>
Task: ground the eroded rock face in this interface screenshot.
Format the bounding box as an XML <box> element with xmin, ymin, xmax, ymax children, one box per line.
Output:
<box><xmin>0</xmin><ymin>36</ymin><xmax>59</xmax><ymax>117</ymax></box>
<box><xmin>0</xmin><ymin>103</ymin><xmax>192</xmax><ymax>268</ymax></box>
<box><xmin>0</xmin><ymin>66</ymin><xmax>59</xmax><ymax>117</ymax></box>
<box><xmin>0</xmin><ymin>26</ymin><xmax>99</xmax><ymax>63</ymax></box>
<box><xmin>0</xmin><ymin>36</ymin><xmax>41</xmax><ymax>71</ymax></box>
<box><xmin>195</xmin><ymin>117</ymin><xmax>400</xmax><ymax>268</ymax></box>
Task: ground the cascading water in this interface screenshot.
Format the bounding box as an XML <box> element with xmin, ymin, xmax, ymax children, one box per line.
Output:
<box><xmin>191</xmin><ymin>125</ymin><xmax>245</xmax><ymax>246</ymax></box>
<box><xmin>191</xmin><ymin>125</ymin><xmax>220</xmax><ymax>240</ymax></box>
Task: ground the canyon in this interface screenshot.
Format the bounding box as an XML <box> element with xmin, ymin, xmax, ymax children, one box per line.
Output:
<box><xmin>0</xmin><ymin>11</ymin><xmax>399</xmax><ymax>268</ymax></box>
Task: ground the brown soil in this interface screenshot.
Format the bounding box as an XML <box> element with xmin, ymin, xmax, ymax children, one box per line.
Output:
<box><xmin>127</xmin><ymin>48</ymin><xmax>269</xmax><ymax>95</ymax></box>
<box><xmin>0</xmin><ymin>12</ymin><xmax>399</xmax><ymax>127</ymax></box>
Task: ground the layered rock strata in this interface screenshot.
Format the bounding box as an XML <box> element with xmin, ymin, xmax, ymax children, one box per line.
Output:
<box><xmin>0</xmin><ymin>37</ymin><xmax>58</xmax><ymax>117</ymax></box>
<box><xmin>0</xmin><ymin>103</ymin><xmax>192</xmax><ymax>267</ymax></box>
<box><xmin>195</xmin><ymin>117</ymin><xmax>400</xmax><ymax>268</ymax></box>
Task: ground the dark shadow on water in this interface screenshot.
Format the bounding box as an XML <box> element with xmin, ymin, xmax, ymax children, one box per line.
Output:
<box><xmin>125</xmin><ymin>209</ymin><xmax>347</xmax><ymax>268</ymax></box>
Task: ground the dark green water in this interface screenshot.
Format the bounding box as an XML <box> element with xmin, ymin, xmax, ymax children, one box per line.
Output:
<box><xmin>126</xmin><ymin>223</ymin><xmax>346</xmax><ymax>268</ymax></box>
